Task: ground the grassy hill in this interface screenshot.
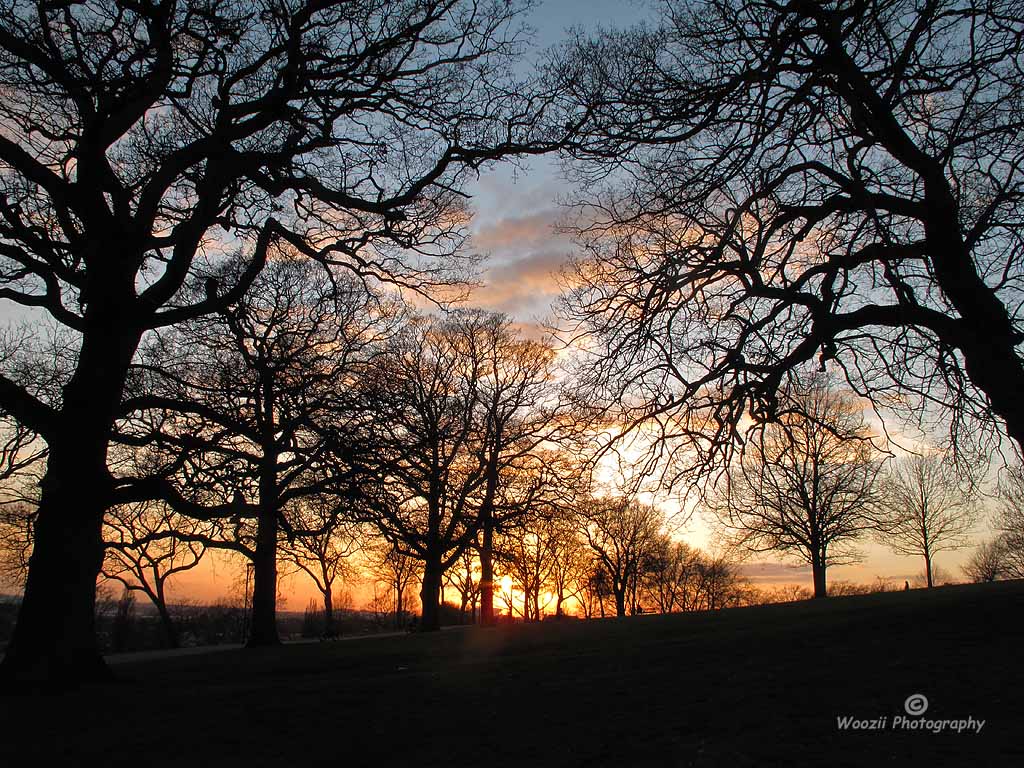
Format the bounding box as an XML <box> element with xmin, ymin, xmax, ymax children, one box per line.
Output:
<box><xmin>2</xmin><ymin>581</ymin><xmax>1022</xmax><ymax>767</ymax></box>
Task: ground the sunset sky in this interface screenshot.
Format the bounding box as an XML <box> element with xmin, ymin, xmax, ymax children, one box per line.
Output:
<box><xmin>0</xmin><ymin>0</ymin><xmax>993</xmax><ymax>609</ymax></box>
<box><xmin>453</xmin><ymin>1</ymin><xmax>987</xmax><ymax>599</ymax></box>
<box><xmin>166</xmin><ymin>1</ymin><xmax>988</xmax><ymax>609</ymax></box>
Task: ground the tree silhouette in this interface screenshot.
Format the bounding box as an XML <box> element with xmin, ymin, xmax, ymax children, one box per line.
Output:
<box><xmin>360</xmin><ymin>311</ymin><xmax>559</xmax><ymax>630</ymax></box>
<box><xmin>279</xmin><ymin>501</ymin><xmax>363</xmax><ymax>639</ymax></box>
<box><xmin>706</xmin><ymin>379</ymin><xmax>884</xmax><ymax>598</ymax></box>
<box><xmin>469</xmin><ymin>317</ymin><xmax>564</xmax><ymax>626</ymax></box>
<box><xmin>641</xmin><ymin>537</ymin><xmax>704</xmax><ymax>614</ymax></box>
<box><xmin>365</xmin><ymin>541</ymin><xmax>419</xmax><ymax>629</ymax></box>
<box><xmin>554</xmin><ymin>0</ymin><xmax>1024</xmax><ymax>483</ymax></box>
<box><xmin>992</xmin><ymin>465</ymin><xmax>1024</xmax><ymax>578</ymax></box>
<box><xmin>576</xmin><ymin>497</ymin><xmax>664</xmax><ymax>617</ymax></box>
<box><xmin>496</xmin><ymin>516</ymin><xmax>561</xmax><ymax>621</ymax></box>
<box><xmin>0</xmin><ymin>502</ymin><xmax>34</xmax><ymax>590</ymax></box>
<box><xmin>102</xmin><ymin>502</ymin><xmax>210</xmax><ymax>649</ymax></box>
<box><xmin>691</xmin><ymin>555</ymin><xmax>748</xmax><ymax>611</ymax></box>
<box><xmin>876</xmin><ymin>453</ymin><xmax>978</xmax><ymax>588</ymax></box>
<box><xmin>0</xmin><ymin>0</ymin><xmax>562</xmax><ymax>684</ymax></box>
<box><xmin>443</xmin><ymin>547</ymin><xmax>482</xmax><ymax>624</ymax></box>
<box><xmin>539</xmin><ymin>506</ymin><xmax>590</xmax><ymax>618</ymax></box>
<box><xmin>0</xmin><ymin>419</ymin><xmax>44</xmax><ymax>487</ymax></box>
<box><xmin>121</xmin><ymin>258</ymin><xmax>389</xmax><ymax>646</ymax></box>
<box><xmin>962</xmin><ymin>539</ymin><xmax>1009</xmax><ymax>584</ymax></box>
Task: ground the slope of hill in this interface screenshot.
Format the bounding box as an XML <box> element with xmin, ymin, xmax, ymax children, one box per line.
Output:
<box><xmin>3</xmin><ymin>580</ymin><xmax>1022</xmax><ymax>767</ymax></box>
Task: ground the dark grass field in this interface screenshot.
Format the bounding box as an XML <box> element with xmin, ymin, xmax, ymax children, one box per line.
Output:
<box><xmin>2</xmin><ymin>581</ymin><xmax>1022</xmax><ymax>767</ymax></box>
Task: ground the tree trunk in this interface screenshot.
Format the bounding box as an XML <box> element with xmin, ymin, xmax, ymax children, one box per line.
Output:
<box><xmin>155</xmin><ymin>600</ymin><xmax>180</xmax><ymax>650</ymax></box>
<box><xmin>1</xmin><ymin>451</ymin><xmax>110</xmax><ymax>684</ymax></box>
<box><xmin>420</xmin><ymin>558</ymin><xmax>443</xmax><ymax>631</ymax></box>
<box><xmin>613</xmin><ymin>585</ymin><xmax>627</xmax><ymax>617</ymax></box>
<box><xmin>811</xmin><ymin>557</ymin><xmax>827</xmax><ymax>598</ymax></box>
<box><xmin>1</xmin><ymin>307</ymin><xmax>141</xmax><ymax>685</ymax></box>
<box><xmin>323</xmin><ymin>584</ymin><xmax>337</xmax><ymax>638</ymax></box>
<box><xmin>395</xmin><ymin>581</ymin><xmax>404</xmax><ymax>629</ymax></box>
<box><xmin>480</xmin><ymin>519</ymin><xmax>495</xmax><ymax>626</ymax></box>
<box><xmin>920</xmin><ymin>179</ymin><xmax>1024</xmax><ymax>451</ymax></box>
<box><xmin>247</xmin><ymin>502</ymin><xmax>280</xmax><ymax>647</ymax></box>
<box><xmin>924</xmin><ymin>551</ymin><xmax>934</xmax><ymax>588</ymax></box>
<box><xmin>145</xmin><ymin>580</ymin><xmax>180</xmax><ymax>649</ymax></box>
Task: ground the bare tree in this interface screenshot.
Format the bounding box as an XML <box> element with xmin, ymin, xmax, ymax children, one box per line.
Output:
<box><xmin>360</xmin><ymin>311</ymin><xmax>561</xmax><ymax>630</ymax></box>
<box><xmin>469</xmin><ymin>318</ymin><xmax>565</xmax><ymax>626</ymax></box>
<box><xmin>641</xmin><ymin>537</ymin><xmax>704</xmax><ymax>614</ymax></box>
<box><xmin>366</xmin><ymin>541</ymin><xmax>419</xmax><ymax>630</ymax></box>
<box><xmin>496</xmin><ymin>515</ymin><xmax>563</xmax><ymax>621</ymax></box>
<box><xmin>636</xmin><ymin>536</ymin><xmax>748</xmax><ymax>613</ymax></box>
<box><xmin>121</xmin><ymin>258</ymin><xmax>389</xmax><ymax>646</ymax></box>
<box><xmin>553</xmin><ymin>0</ymin><xmax>1024</xmax><ymax>490</ymax></box>
<box><xmin>102</xmin><ymin>502</ymin><xmax>210</xmax><ymax>649</ymax></box>
<box><xmin>578</xmin><ymin>564</ymin><xmax>613</xmax><ymax>619</ymax></box>
<box><xmin>692</xmin><ymin>555</ymin><xmax>749</xmax><ymax>610</ymax></box>
<box><xmin>0</xmin><ymin>0</ymin><xmax>563</xmax><ymax>683</ymax></box>
<box><xmin>576</xmin><ymin>497</ymin><xmax>664</xmax><ymax>617</ymax></box>
<box><xmin>876</xmin><ymin>454</ymin><xmax>978</xmax><ymax>588</ymax></box>
<box><xmin>0</xmin><ymin>339</ymin><xmax>48</xmax><ymax>591</ymax></box>
<box><xmin>992</xmin><ymin>465</ymin><xmax>1024</xmax><ymax>578</ymax></box>
<box><xmin>278</xmin><ymin>501</ymin><xmax>363</xmax><ymax>639</ymax></box>
<box><xmin>962</xmin><ymin>540</ymin><xmax>1009</xmax><ymax>583</ymax></box>
<box><xmin>752</xmin><ymin>583</ymin><xmax>815</xmax><ymax>606</ymax></box>
<box><xmin>360</xmin><ymin>312</ymin><xmax>489</xmax><ymax>631</ymax></box>
<box><xmin>546</xmin><ymin>511</ymin><xmax>591</xmax><ymax>618</ymax></box>
<box><xmin>0</xmin><ymin>414</ymin><xmax>44</xmax><ymax>591</ymax></box>
<box><xmin>0</xmin><ymin>419</ymin><xmax>44</xmax><ymax>488</ymax></box>
<box><xmin>444</xmin><ymin>547</ymin><xmax>482</xmax><ymax>624</ymax></box>
<box><xmin>706</xmin><ymin>379</ymin><xmax>885</xmax><ymax>598</ymax></box>
<box><xmin>0</xmin><ymin>502</ymin><xmax>33</xmax><ymax>590</ymax></box>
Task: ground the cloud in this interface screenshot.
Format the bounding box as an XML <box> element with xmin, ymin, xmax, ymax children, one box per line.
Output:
<box><xmin>471</xmin><ymin>249</ymin><xmax>570</xmax><ymax>315</ymax></box>
<box><xmin>739</xmin><ymin>562</ymin><xmax>813</xmax><ymax>584</ymax></box>
<box><xmin>470</xmin><ymin>208</ymin><xmax>567</xmax><ymax>253</ymax></box>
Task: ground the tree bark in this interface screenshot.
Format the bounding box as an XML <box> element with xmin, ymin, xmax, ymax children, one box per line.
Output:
<box><xmin>613</xmin><ymin>584</ymin><xmax>627</xmax><ymax>617</ymax></box>
<box><xmin>1</xmin><ymin>312</ymin><xmax>139</xmax><ymax>685</ymax></box>
<box><xmin>811</xmin><ymin>557</ymin><xmax>827</xmax><ymax>599</ymax></box>
<box><xmin>155</xmin><ymin>600</ymin><xmax>180</xmax><ymax>650</ymax></box>
<box><xmin>323</xmin><ymin>584</ymin><xmax>337</xmax><ymax>638</ymax></box>
<box><xmin>924</xmin><ymin>551</ymin><xmax>934</xmax><ymax>589</ymax></box>
<box><xmin>420</xmin><ymin>557</ymin><xmax>442</xmax><ymax>631</ymax></box>
<box><xmin>1</xmin><ymin>447</ymin><xmax>110</xmax><ymax>685</ymax></box>
<box><xmin>480</xmin><ymin>519</ymin><xmax>495</xmax><ymax>626</ymax></box>
<box><xmin>395</xmin><ymin>580</ymin><xmax>404</xmax><ymax>629</ymax></box>
<box><xmin>247</xmin><ymin>500</ymin><xmax>280</xmax><ymax>646</ymax></box>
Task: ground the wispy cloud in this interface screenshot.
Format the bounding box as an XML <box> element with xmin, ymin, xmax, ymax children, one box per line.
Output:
<box><xmin>739</xmin><ymin>562</ymin><xmax>813</xmax><ymax>584</ymax></box>
<box><xmin>462</xmin><ymin>202</ymin><xmax>576</xmax><ymax>317</ymax></box>
<box><xmin>472</xmin><ymin>249</ymin><xmax>570</xmax><ymax>315</ymax></box>
<box><xmin>471</xmin><ymin>209</ymin><xmax>565</xmax><ymax>252</ymax></box>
